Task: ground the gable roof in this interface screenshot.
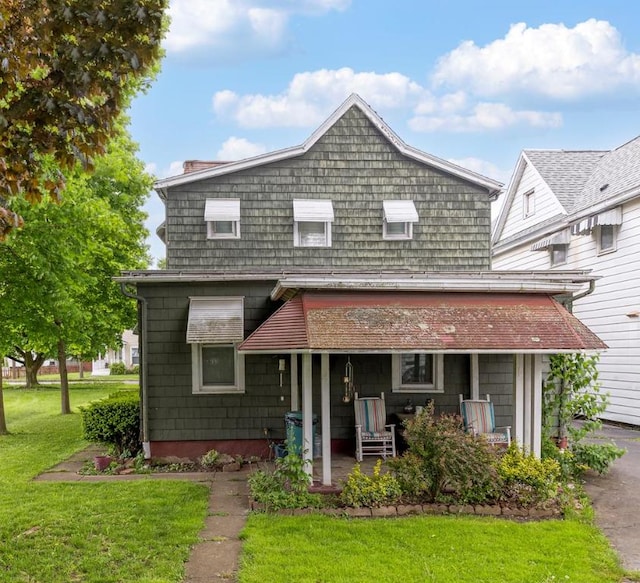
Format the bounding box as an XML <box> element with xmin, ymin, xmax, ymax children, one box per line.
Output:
<box><xmin>154</xmin><ymin>93</ymin><xmax>502</xmax><ymax>198</ymax></box>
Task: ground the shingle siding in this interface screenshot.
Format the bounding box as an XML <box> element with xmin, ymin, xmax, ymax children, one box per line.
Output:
<box><xmin>165</xmin><ymin>107</ymin><xmax>491</xmax><ymax>272</ymax></box>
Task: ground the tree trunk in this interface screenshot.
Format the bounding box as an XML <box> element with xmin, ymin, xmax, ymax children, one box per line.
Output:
<box><xmin>0</xmin><ymin>372</ymin><xmax>8</xmax><ymax>435</ymax></box>
<box><xmin>22</xmin><ymin>351</ymin><xmax>45</xmax><ymax>388</ymax></box>
<box><xmin>78</xmin><ymin>356</ymin><xmax>84</xmax><ymax>379</ymax></box>
<box><xmin>58</xmin><ymin>339</ymin><xmax>71</xmax><ymax>414</ymax></box>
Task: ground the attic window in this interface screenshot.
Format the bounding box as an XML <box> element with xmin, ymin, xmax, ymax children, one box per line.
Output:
<box><xmin>383</xmin><ymin>200</ymin><xmax>419</xmax><ymax>240</ymax></box>
<box><xmin>204</xmin><ymin>199</ymin><xmax>240</xmax><ymax>239</ymax></box>
<box><xmin>293</xmin><ymin>199</ymin><xmax>334</xmax><ymax>247</ymax></box>
<box><xmin>523</xmin><ymin>189</ymin><xmax>535</xmax><ymax>217</ymax></box>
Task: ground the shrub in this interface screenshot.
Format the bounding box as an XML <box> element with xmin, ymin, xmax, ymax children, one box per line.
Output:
<box><xmin>80</xmin><ymin>392</ymin><xmax>140</xmax><ymax>456</ymax></box>
<box><xmin>109</xmin><ymin>362</ymin><xmax>127</xmax><ymax>375</ymax></box>
<box><xmin>570</xmin><ymin>442</ymin><xmax>625</xmax><ymax>477</ymax></box>
<box><xmin>388</xmin><ymin>404</ymin><xmax>499</xmax><ymax>503</ymax></box>
<box><xmin>340</xmin><ymin>460</ymin><xmax>401</xmax><ymax>508</ymax></box>
<box><xmin>497</xmin><ymin>444</ymin><xmax>561</xmax><ymax>505</ymax></box>
<box><xmin>199</xmin><ymin>449</ymin><xmax>220</xmax><ymax>470</ymax></box>
<box><xmin>128</xmin><ymin>365</ymin><xmax>140</xmax><ymax>375</ymax></box>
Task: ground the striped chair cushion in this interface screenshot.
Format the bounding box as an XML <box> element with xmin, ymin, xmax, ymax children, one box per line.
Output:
<box><xmin>460</xmin><ymin>400</ymin><xmax>495</xmax><ymax>434</ymax></box>
<box><xmin>354</xmin><ymin>397</ymin><xmax>387</xmax><ymax>433</ymax></box>
<box><xmin>482</xmin><ymin>432</ymin><xmax>509</xmax><ymax>444</ymax></box>
<box><xmin>361</xmin><ymin>431</ymin><xmax>393</xmax><ymax>439</ymax></box>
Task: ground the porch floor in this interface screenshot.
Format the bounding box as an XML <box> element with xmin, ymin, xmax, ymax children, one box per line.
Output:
<box><xmin>309</xmin><ymin>453</ymin><xmax>389</xmax><ymax>492</ymax></box>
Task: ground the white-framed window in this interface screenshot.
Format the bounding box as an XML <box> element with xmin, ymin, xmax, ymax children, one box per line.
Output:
<box><xmin>550</xmin><ymin>244</ymin><xmax>568</xmax><ymax>267</ymax></box>
<box><xmin>131</xmin><ymin>347</ymin><xmax>139</xmax><ymax>366</ymax></box>
<box><xmin>293</xmin><ymin>199</ymin><xmax>334</xmax><ymax>247</ymax></box>
<box><xmin>204</xmin><ymin>199</ymin><xmax>241</xmax><ymax>239</ymax></box>
<box><xmin>391</xmin><ymin>353</ymin><xmax>444</xmax><ymax>393</ymax></box>
<box><xmin>187</xmin><ymin>297</ymin><xmax>245</xmax><ymax>394</ymax></box>
<box><xmin>597</xmin><ymin>224</ymin><xmax>617</xmax><ymax>254</ymax></box>
<box><xmin>523</xmin><ymin>189</ymin><xmax>535</xmax><ymax>218</ymax></box>
<box><xmin>382</xmin><ymin>200</ymin><xmax>418</xmax><ymax>240</ymax></box>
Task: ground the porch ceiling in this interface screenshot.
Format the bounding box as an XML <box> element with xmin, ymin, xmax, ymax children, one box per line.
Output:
<box><xmin>238</xmin><ymin>291</ymin><xmax>607</xmax><ymax>353</ymax></box>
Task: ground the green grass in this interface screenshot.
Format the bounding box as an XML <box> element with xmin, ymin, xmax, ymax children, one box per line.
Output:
<box><xmin>238</xmin><ymin>512</ymin><xmax>627</xmax><ymax>583</ymax></box>
<box><xmin>0</xmin><ymin>383</ymin><xmax>209</xmax><ymax>583</ymax></box>
<box><xmin>6</xmin><ymin>372</ymin><xmax>139</xmax><ymax>383</ymax></box>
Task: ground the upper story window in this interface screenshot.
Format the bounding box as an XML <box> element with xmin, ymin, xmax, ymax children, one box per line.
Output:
<box><xmin>597</xmin><ymin>224</ymin><xmax>617</xmax><ymax>254</ymax></box>
<box><xmin>391</xmin><ymin>353</ymin><xmax>444</xmax><ymax>393</ymax></box>
<box><xmin>382</xmin><ymin>200</ymin><xmax>419</xmax><ymax>240</ymax></box>
<box><xmin>523</xmin><ymin>189</ymin><xmax>535</xmax><ymax>218</ymax></box>
<box><xmin>187</xmin><ymin>297</ymin><xmax>245</xmax><ymax>394</ymax></box>
<box><xmin>293</xmin><ymin>199</ymin><xmax>334</xmax><ymax>247</ymax></box>
<box><xmin>205</xmin><ymin>199</ymin><xmax>241</xmax><ymax>239</ymax></box>
<box><xmin>550</xmin><ymin>245</ymin><xmax>568</xmax><ymax>267</ymax></box>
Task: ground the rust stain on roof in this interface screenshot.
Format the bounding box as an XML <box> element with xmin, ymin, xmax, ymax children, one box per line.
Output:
<box><xmin>239</xmin><ymin>291</ymin><xmax>607</xmax><ymax>352</ymax></box>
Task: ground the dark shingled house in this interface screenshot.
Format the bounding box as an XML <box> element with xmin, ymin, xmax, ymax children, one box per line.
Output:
<box><xmin>117</xmin><ymin>94</ymin><xmax>604</xmax><ymax>485</ymax></box>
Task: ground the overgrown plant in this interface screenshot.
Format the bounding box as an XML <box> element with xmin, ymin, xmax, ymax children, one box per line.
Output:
<box><xmin>387</xmin><ymin>404</ymin><xmax>499</xmax><ymax>503</ymax></box>
<box><xmin>542</xmin><ymin>353</ymin><xmax>624</xmax><ymax>477</ymax></box>
<box><xmin>340</xmin><ymin>460</ymin><xmax>401</xmax><ymax>508</ymax></box>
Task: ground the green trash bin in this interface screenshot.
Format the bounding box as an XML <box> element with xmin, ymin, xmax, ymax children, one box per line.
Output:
<box><xmin>285</xmin><ymin>411</ymin><xmax>317</xmax><ymax>456</ymax></box>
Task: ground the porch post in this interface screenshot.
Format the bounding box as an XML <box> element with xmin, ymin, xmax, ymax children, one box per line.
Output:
<box><xmin>470</xmin><ymin>354</ymin><xmax>480</xmax><ymax>400</ymax></box>
<box><xmin>514</xmin><ymin>354</ymin><xmax>525</xmax><ymax>446</ymax></box>
<box><xmin>301</xmin><ymin>353</ymin><xmax>313</xmax><ymax>480</ymax></box>
<box><xmin>321</xmin><ymin>353</ymin><xmax>332</xmax><ymax>486</ymax></box>
<box><xmin>523</xmin><ymin>354</ymin><xmax>533</xmax><ymax>452</ymax></box>
<box><xmin>532</xmin><ymin>354</ymin><xmax>543</xmax><ymax>457</ymax></box>
<box><xmin>290</xmin><ymin>354</ymin><xmax>299</xmax><ymax>411</ymax></box>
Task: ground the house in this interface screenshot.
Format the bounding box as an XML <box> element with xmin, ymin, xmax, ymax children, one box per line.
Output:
<box><xmin>92</xmin><ymin>329</ymin><xmax>139</xmax><ymax>376</ymax></box>
<box><xmin>117</xmin><ymin>94</ymin><xmax>605</xmax><ymax>485</ymax></box>
<box><xmin>492</xmin><ymin>136</ymin><xmax>640</xmax><ymax>426</ymax></box>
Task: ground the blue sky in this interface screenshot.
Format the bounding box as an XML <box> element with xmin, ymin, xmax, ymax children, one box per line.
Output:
<box><xmin>128</xmin><ymin>0</ymin><xmax>640</xmax><ymax>265</ymax></box>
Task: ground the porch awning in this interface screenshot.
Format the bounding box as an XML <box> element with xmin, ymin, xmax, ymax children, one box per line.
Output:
<box><xmin>530</xmin><ymin>229</ymin><xmax>571</xmax><ymax>251</ymax></box>
<box><xmin>238</xmin><ymin>291</ymin><xmax>606</xmax><ymax>353</ymax></box>
<box><xmin>186</xmin><ymin>297</ymin><xmax>244</xmax><ymax>343</ymax></box>
<box><xmin>571</xmin><ymin>206</ymin><xmax>622</xmax><ymax>235</ymax></box>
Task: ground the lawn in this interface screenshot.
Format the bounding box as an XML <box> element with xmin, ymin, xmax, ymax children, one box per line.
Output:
<box><xmin>239</xmin><ymin>513</ymin><xmax>625</xmax><ymax>583</ymax></box>
<box><xmin>0</xmin><ymin>383</ymin><xmax>209</xmax><ymax>583</ymax></box>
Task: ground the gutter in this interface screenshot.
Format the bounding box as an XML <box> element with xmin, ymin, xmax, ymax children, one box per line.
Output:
<box><xmin>120</xmin><ymin>283</ymin><xmax>151</xmax><ymax>459</ymax></box>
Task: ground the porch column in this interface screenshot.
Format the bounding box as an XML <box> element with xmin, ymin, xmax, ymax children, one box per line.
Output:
<box><xmin>301</xmin><ymin>353</ymin><xmax>313</xmax><ymax>480</ymax></box>
<box><xmin>470</xmin><ymin>354</ymin><xmax>480</xmax><ymax>399</ymax></box>
<box><xmin>321</xmin><ymin>353</ymin><xmax>332</xmax><ymax>486</ymax></box>
<box><xmin>514</xmin><ymin>354</ymin><xmax>525</xmax><ymax>445</ymax></box>
<box><xmin>290</xmin><ymin>354</ymin><xmax>299</xmax><ymax>411</ymax></box>
<box><xmin>523</xmin><ymin>354</ymin><xmax>533</xmax><ymax>452</ymax></box>
<box><xmin>531</xmin><ymin>354</ymin><xmax>543</xmax><ymax>457</ymax></box>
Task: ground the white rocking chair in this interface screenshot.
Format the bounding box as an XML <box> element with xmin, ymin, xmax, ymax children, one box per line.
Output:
<box><xmin>354</xmin><ymin>392</ymin><xmax>396</xmax><ymax>462</ymax></box>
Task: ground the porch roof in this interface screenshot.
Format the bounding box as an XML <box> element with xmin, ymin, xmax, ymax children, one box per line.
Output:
<box><xmin>238</xmin><ymin>291</ymin><xmax>606</xmax><ymax>353</ymax></box>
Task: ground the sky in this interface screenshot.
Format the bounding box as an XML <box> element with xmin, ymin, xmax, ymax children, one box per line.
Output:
<box><xmin>127</xmin><ymin>0</ymin><xmax>640</xmax><ymax>266</ymax></box>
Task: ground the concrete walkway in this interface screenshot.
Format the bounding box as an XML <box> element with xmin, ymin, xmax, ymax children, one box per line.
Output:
<box><xmin>582</xmin><ymin>422</ymin><xmax>640</xmax><ymax>574</ymax></box>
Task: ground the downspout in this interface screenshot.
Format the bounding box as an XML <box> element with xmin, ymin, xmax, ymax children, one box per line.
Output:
<box><xmin>120</xmin><ymin>283</ymin><xmax>151</xmax><ymax>459</ymax></box>
<box><xmin>558</xmin><ymin>279</ymin><xmax>596</xmax><ymax>313</ymax></box>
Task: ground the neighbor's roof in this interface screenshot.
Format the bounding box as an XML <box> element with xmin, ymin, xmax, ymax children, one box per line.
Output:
<box><xmin>154</xmin><ymin>93</ymin><xmax>502</xmax><ymax>197</ymax></box>
<box><xmin>238</xmin><ymin>291</ymin><xmax>606</xmax><ymax>354</ymax></box>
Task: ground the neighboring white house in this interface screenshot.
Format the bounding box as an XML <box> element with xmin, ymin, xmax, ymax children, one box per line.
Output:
<box><xmin>92</xmin><ymin>329</ymin><xmax>139</xmax><ymax>375</ymax></box>
<box><xmin>492</xmin><ymin>136</ymin><xmax>640</xmax><ymax>426</ymax></box>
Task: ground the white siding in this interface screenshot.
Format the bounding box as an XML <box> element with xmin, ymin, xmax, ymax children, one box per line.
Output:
<box><xmin>499</xmin><ymin>161</ymin><xmax>566</xmax><ymax>241</ymax></box>
<box><xmin>494</xmin><ymin>197</ymin><xmax>640</xmax><ymax>425</ymax></box>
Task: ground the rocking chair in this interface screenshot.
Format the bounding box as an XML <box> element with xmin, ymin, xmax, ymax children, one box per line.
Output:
<box><xmin>354</xmin><ymin>392</ymin><xmax>396</xmax><ymax>462</ymax></box>
<box><xmin>459</xmin><ymin>394</ymin><xmax>511</xmax><ymax>446</ymax></box>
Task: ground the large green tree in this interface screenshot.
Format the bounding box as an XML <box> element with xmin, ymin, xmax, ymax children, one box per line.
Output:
<box><xmin>0</xmin><ymin>126</ymin><xmax>152</xmax><ymax>412</ymax></box>
<box><xmin>0</xmin><ymin>0</ymin><xmax>166</xmax><ymax>238</ymax></box>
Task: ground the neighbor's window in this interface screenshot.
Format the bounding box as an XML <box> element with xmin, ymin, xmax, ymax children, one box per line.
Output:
<box><xmin>204</xmin><ymin>199</ymin><xmax>241</xmax><ymax>240</ymax></box>
<box><xmin>293</xmin><ymin>199</ymin><xmax>334</xmax><ymax>247</ymax></box>
<box><xmin>392</xmin><ymin>353</ymin><xmax>444</xmax><ymax>393</ymax></box>
<box><xmin>523</xmin><ymin>190</ymin><xmax>535</xmax><ymax>217</ymax></box>
<box><xmin>550</xmin><ymin>244</ymin><xmax>568</xmax><ymax>266</ymax></box>
<box><xmin>598</xmin><ymin>224</ymin><xmax>616</xmax><ymax>254</ymax></box>
<box><xmin>131</xmin><ymin>347</ymin><xmax>139</xmax><ymax>366</ymax></box>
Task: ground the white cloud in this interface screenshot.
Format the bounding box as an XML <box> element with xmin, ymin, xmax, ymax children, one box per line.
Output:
<box><xmin>212</xmin><ymin>68</ymin><xmax>426</xmax><ymax>128</ymax></box>
<box><xmin>165</xmin><ymin>0</ymin><xmax>350</xmax><ymax>60</ymax></box>
<box><xmin>410</xmin><ymin>102</ymin><xmax>562</xmax><ymax>133</ymax></box>
<box><xmin>145</xmin><ymin>160</ymin><xmax>185</xmax><ymax>179</ymax></box>
<box><xmin>432</xmin><ymin>19</ymin><xmax>640</xmax><ymax>99</ymax></box>
<box><xmin>448</xmin><ymin>157</ymin><xmax>511</xmax><ymax>186</ymax></box>
<box><xmin>217</xmin><ymin>137</ymin><xmax>267</xmax><ymax>160</ymax></box>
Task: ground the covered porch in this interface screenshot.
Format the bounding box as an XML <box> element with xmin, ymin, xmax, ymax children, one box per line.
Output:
<box><xmin>238</xmin><ymin>275</ymin><xmax>606</xmax><ymax>487</ymax></box>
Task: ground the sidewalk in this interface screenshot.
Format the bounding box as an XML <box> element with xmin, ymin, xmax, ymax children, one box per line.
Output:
<box><xmin>582</xmin><ymin>422</ymin><xmax>640</xmax><ymax>574</ymax></box>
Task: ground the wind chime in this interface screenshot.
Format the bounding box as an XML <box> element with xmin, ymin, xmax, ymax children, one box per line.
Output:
<box><xmin>342</xmin><ymin>356</ymin><xmax>355</xmax><ymax>403</ymax></box>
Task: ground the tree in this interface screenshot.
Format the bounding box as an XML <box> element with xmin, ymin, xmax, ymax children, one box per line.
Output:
<box><xmin>0</xmin><ymin>0</ymin><xmax>166</xmax><ymax>238</ymax></box>
<box><xmin>0</xmin><ymin>124</ymin><xmax>152</xmax><ymax>411</ymax></box>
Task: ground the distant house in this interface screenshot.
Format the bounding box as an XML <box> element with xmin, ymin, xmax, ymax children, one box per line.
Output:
<box><xmin>92</xmin><ymin>330</ymin><xmax>139</xmax><ymax>376</ymax></box>
<box><xmin>492</xmin><ymin>136</ymin><xmax>640</xmax><ymax>426</ymax></box>
<box><xmin>117</xmin><ymin>94</ymin><xmax>604</xmax><ymax>484</ymax></box>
